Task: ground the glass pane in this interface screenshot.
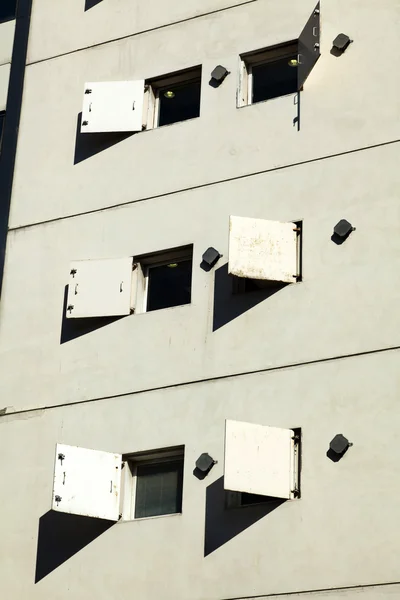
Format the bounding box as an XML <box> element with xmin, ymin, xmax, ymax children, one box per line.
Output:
<box><xmin>135</xmin><ymin>461</ymin><xmax>183</xmax><ymax>519</ymax></box>
<box><xmin>252</xmin><ymin>55</ymin><xmax>298</xmax><ymax>104</ymax></box>
<box><xmin>158</xmin><ymin>80</ymin><xmax>201</xmax><ymax>127</ymax></box>
<box><xmin>0</xmin><ymin>0</ymin><xmax>17</xmax><ymax>22</ymax></box>
<box><xmin>146</xmin><ymin>259</ymin><xmax>192</xmax><ymax>312</ymax></box>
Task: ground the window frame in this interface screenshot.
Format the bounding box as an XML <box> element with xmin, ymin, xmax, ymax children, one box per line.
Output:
<box><xmin>144</xmin><ymin>66</ymin><xmax>202</xmax><ymax>129</ymax></box>
<box><xmin>133</xmin><ymin>245</ymin><xmax>193</xmax><ymax>313</ymax></box>
<box><xmin>238</xmin><ymin>41</ymin><xmax>298</xmax><ymax>107</ymax></box>
<box><xmin>120</xmin><ymin>446</ymin><xmax>185</xmax><ymax>521</ymax></box>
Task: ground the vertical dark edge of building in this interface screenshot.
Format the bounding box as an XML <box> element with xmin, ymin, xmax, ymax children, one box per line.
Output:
<box><xmin>0</xmin><ymin>0</ymin><xmax>33</xmax><ymax>299</ymax></box>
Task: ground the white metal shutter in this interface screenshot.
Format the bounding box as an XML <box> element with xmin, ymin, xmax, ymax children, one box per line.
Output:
<box><xmin>228</xmin><ymin>216</ymin><xmax>298</xmax><ymax>283</ymax></box>
<box><xmin>67</xmin><ymin>257</ymin><xmax>134</xmax><ymax>318</ymax></box>
<box><xmin>298</xmin><ymin>2</ymin><xmax>321</xmax><ymax>90</ymax></box>
<box><xmin>81</xmin><ymin>80</ymin><xmax>145</xmax><ymax>133</ymax></box>
<box><xmin>0</xmin><ymin>63</ymin><xmax>11</xmax><ymax>111</ymax></box>
<box><xmin>224</xmin><ymin>420</ymin><xmax>296</xmax><ymax>500</ymax></box>
<box><xmin>52</xmin><ymin>444</ymin><xmax>122</xmax><ymax>521</ymax></box>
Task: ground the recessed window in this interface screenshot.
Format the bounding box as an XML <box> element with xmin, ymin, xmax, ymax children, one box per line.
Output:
<box><xmin>134</xmin><ymin>245</ymin><xmax>193</xmax><ymax>313</ymax></box>
<box><xmin>122</xmin><ymin>446</ymin><xmax>184</xmax><ymax>520</ymax></box>
<box><xmin>238</xmin><ymin>4</ymin><xmax>321</xmax><ymax>107</ymax></box>
<box><xmin>145</xmin><ymin>67</ymin><xmax>201</xmax><ymax>129</ymax></box>
<box><xmin>0</xmin><ymin>0</ymin><xmax>16</xmax><ymax>23</ymax></box>
<box><xmin>239</xmin><ymin>42</ymin><xmax>298</xmax><ymax>106</ymax></box>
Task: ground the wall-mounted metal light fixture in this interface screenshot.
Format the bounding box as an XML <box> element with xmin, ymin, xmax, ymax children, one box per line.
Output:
<box><xmin>332</xmin><ymin>219</ymin><xmax>355</xmax><ymax>244</ymax></box>
<box><xmin>210</xmin><ymin>65</ymin><xmax>230</xmax><ymax>87</ymax></box>
<box><xmin>328</xmin><ymin>434</ymin><xmax>353</xmax><ymax>462</ymax></box>
<box><xmin>332</xmin><ymin>33</ymin><xmax>353</xmax><ymax>55</ymax></box>
<box><xmin>202</xmin><ymin>247</ymin><xmax>221</xmax><ymax>269</ymax></box>
<box><xmin>194</xmin><ymin>453</ymin><xmax>217</xmax><ymax>478</ymax></box>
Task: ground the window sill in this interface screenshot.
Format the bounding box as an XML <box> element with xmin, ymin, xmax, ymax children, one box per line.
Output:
<box><xmin>118</xmin><ymin>512</ymin><xmax>182</xmax><ymax>524</ymax></box>
<box><xmin>136</xmin><ymin>302</ymin><xmax>193</xmax><ymax>316</ymax></box>
<box><xmin>143</xmin><ymin>115</ymin><xmax>200</xmax><ymax>133</ymax></box>
<box><xmin>237</xmin><ymin>90</ymin><xmax>298</xmax><ymax>110</ymax></box>
<box><xmin>0</xmin><ymin>17</ymin><xmax>16</xmax><ymax>25</ymax></box>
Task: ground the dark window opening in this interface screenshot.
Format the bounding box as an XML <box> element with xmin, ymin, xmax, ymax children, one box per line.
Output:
<box><xmin>158</xmin><ymin>79</ymin><xmax>201</xmax><ymax>127</ymax></box>
<box><xmin>240</xmin><ymin>492</ymin><xmax>276</xmax><ymax>506</ymax></box>
<box><xmin>147</xmin><ymin>67</ymin><xmax>202</xmax><ymax>128</ymax></box>
<box><xmin>146</xmin><ymin>258</ymin><xmax>192</xmax><ymax>312</ymax></box>
<box><xmin>134</xmin><ymin>460</ymin><xmax>184</xmax><ymax>519</ymax></box>
<box><xmin>252</xmin><ymin>53</ymin><xmax>298</xmax><ymax>103</ymax></box>
<box><xmin>0</xmin><ymin>0</ymin><xmax>17</xmax><ymax>23</ymax></box>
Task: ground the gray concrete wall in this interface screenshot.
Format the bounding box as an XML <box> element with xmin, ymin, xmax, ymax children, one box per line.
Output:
<box><xmin>10</xmin><ymin>0</ymin><xmax>400</xmax><ymax>226</ymax></box>
<box><xmin>1</xmin><ymin>352</ymin><xmax>400</xmax><ymax>598</ymax></box>
<box><xmin>1</xmin><ymin>0</ymin><xmax>400</xmax><ymax>598</ymax></box>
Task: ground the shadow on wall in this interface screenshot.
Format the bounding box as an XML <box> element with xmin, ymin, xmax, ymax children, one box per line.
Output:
<box><xmin>212</xmin><ymin>263</ymin><xmax>287</xmax><ymax>331</ymax></box>
<box><xmin>204</xmin><ymin>477</ymin><xmax>285</xmax><ymax>556</ymax></box>
<box><xmin>60</xmin><ymin>285</ymin><xmax>124</xmax><ymax>343</ymax></box>
<box><xmin>74</xmin><ymin>113</ymin><xmax>133</xmax><ymax>164</ymax></box>
<box><xmin>35</xmin><ymin>510</ymin><xmax>114</xmax><ymax>583</ymax></box>
<box><xmin>84</xmin><ymin>0</ymin><xmax>103</xmax><ymax>10</ymax></box>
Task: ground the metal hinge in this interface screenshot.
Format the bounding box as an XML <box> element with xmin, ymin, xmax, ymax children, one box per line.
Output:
<box><xmin>82</xmin><ymin>121</ymin><xmax>89</xmax><ymax>126</ymax></box>
<box><xmin>85</xmin><ymin>89</ymin><xmax>92</xmax><ymax>94</ymax></box>
<box><xmin>54</xmin><ymin>495</ymin><xmax>62</xmax><ymax>506</ymax></box>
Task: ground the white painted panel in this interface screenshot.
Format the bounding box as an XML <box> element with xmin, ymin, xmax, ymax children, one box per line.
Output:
<box><xmin>224</xmin><ymin>420</ymin><xmax>295</xmax><ymax>500</ymax></box>
<box><xmin>52</xmin><ymin>444</ymin><xmax>122</xmax><ymax>521</ymax></box>
<box><xmin>0</xmin><ymin>63</ymin><xmax>10</xmax><ymax>111</ymax></box>
<box><xmin>228</xmin><ymin>216</ymin><xmax>298</xmax><ymax>283</ymax></box>
<box><xmin>0</xmin><ymin>20</ymin><xmax>15</xmax><ymax>67</ymax></box>
<box><xmin>81</xmin><ymin>80</ymin><xmax>145</xmax><ymax>133</ymax></box>
<box><xmin>67</xmin><ymin>257</ymin><xmax>133</xmax><ymax>318</ymax></box>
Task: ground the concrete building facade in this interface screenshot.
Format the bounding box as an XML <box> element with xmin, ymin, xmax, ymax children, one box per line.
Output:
<box><xmin>0</xmin><ymin>0</ymin><xmax>400</xmax><ymax>598</ymax></box>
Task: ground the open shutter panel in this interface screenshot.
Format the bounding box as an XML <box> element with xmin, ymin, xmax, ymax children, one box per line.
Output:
<box><xmin>67</xmin><ymin>257</ymin><xmax>134</xmax><ymax>318</ymax></box>
<box><xmin>52</xmin><ymin>444</ymin><xmax>122</xmax><ymax>521</ymax></box>
<box><xmin>228</xmin><ymin>216</ymin><xmax>298</xmax><ymax>283</ymax></box>
<box><xmin>81</xmin><ymin>80</ymin><xmax>145</xmax><ymax>133</ymax></box>
<box><xmin>224</xmin><ymin>420</ymin><xmax>296</xmax><ymax>500</ymax></box>
<box><xmin>298</xmin><ymin>2</ymin><xmax>320</xmax><ymax>90</ymax></box>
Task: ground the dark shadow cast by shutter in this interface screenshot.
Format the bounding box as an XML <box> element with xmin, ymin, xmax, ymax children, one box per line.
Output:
<box><xmin>204</xmin><ymin>476</ymin><xmax>285</xmax><ymax>556</ymax></box>
<box><xmin>212</xmin><ymin>263</ymin><xmax>287</xmax><ymax>331</ymax></box>
<box><xmin>84</xmin><ymin>0</ymin><xmax>103</xmax><ymax>10</ymax></box>
<box><xmin>35</xmin><ymin>510</ymin><xmax>114</xmax><ymax>583</ymax></box>
<box><xmin>60</xmin><ymin>285</ymin><xmax>124</xmax><ymax>344</ymax></box>
<box><xmin>74</xmin><ymin>112</ymin><xmax>134</xmax><ymax>164</ymax></box>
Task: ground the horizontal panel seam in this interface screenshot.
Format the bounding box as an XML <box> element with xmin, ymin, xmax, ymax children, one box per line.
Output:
<box><xmin>1</xmin><ymin>344</ymin><xmax>399</xmax><ymax>419</ymax></box>
<box><xmin>8</xmin><ymin>138</ymin><xmax>400</xmax><ymax>232</ymax></box>
<box><xmin>26</xmin><ymin>0</ymin><xmax>259</xmax><ymax>67</ymax></box>
<box><xmin>217</xmin><ymin>580</ymin><xmax>400</xmax><ymax>599</ymax></box>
